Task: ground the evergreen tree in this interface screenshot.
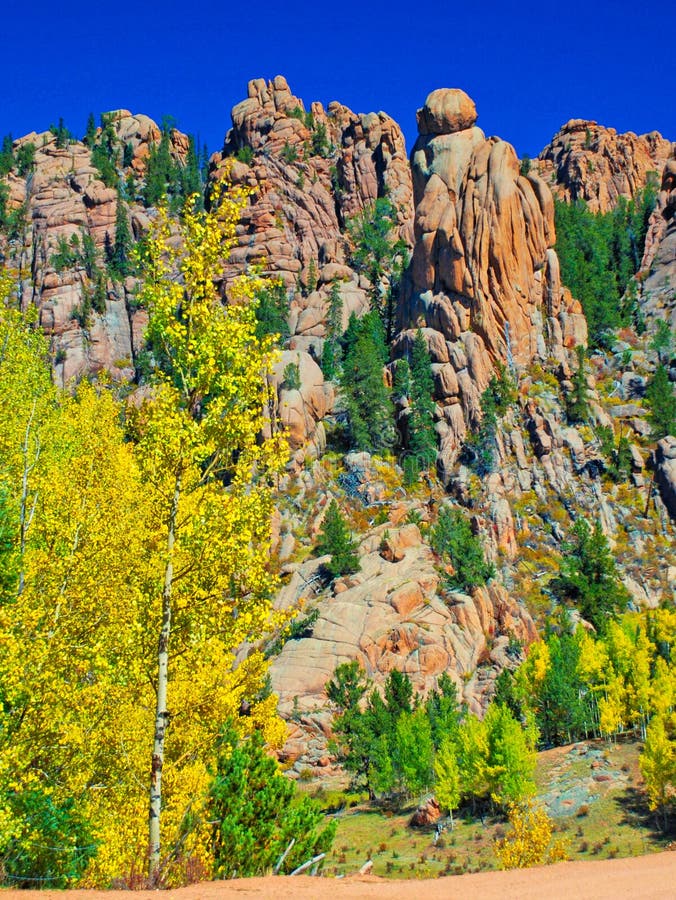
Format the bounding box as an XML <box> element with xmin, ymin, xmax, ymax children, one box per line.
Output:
<box><xmin>315</xmin><ymin>499</ymin><xmax>360</xmax><ymax>579</ymax></box>
<box><xmin>109</xmin><ymin>196</ymin><xmax>133</xmax><ymax>279</ymax></box>
<box><xmin>404</xmin><ymin>330</ymin><xmax>437</xmax><ymax>481</ymax></box>
<box><xmin>646</xmin><ymin>364</ymin><xmax>676</xmax><ymax>439</ymax></box>
<box><xmin>567</xmin><ymin>345</ymin><xmax>590</xmax><ymax>423</ymax></box>
<box><xmin>209</xmin><ymin>725</ymin><xmax>335</xmax><ymax>877</ymax></box>
<box><xmin>321</xmin><ymin>281</ymin><xmax>343</xmax><ymax>380</ymax></box>
<box><xmin>430</xmin><ymin>506</ymin><xmax>495</xmax><ymax>593</ymax></box>
<box><xmin>340</xmin><ymin>311</ymin><xmax>395</xmax><ymax>452</ymax></box>
<box><xmin>180</xmin><ymin>135</ymin><xmax>203</xmax><ymax>202</ymax></box>
<box><xmin>83</xmin><ymin>113</ymin><xmax>97</xmax><ymax>146</ymax></box>
<box><xmin>254</xmin><ymin>281</ymin><xmax>289</xmax><ymax>346</ymax></box>
<box><xmin>143</xmin><ymin>128</ymin><xmax>178</xmax><ymax>208</ymax></box>
<box><xmin>549</xmin><ymin>518</ymin><xmax>630</xmax><ymax>631</ymax></box>
<box><xmin>346</xmin><ymin>197</ymin><xmax>407</xmax><ymax>342</ymax></box>
<box><xmin>0</xmin><ymin>134</ymin><xmax>14</xmax><ymax>177</ymax></box>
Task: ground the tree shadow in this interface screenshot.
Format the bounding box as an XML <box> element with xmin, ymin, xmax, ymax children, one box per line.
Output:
<box><xmin>615</xmin><ymin>786</ymin><xmax>674</xmax><ymax>842</ymax></box>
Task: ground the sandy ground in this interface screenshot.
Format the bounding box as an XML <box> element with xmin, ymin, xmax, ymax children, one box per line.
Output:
<box><xmin>4</xmin><ymin>851</ymin><xmax>674</xmax><ymax>899</ymax></box>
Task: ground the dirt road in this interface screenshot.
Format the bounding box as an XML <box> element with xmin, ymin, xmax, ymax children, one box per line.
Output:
<box><xmin>4</xmin><ymin>850</ymin><xmax>674</xmax><ymax>899</ymax></box>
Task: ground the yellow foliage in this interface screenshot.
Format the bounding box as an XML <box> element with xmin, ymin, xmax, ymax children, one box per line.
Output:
<box><xmin>0</xmin><ymin>176</ymin><xmax>290</xmax><ymax>887</ymax></box>
<box><xmin>494</xmin><ymin>800</ymin><xmax>568</xmax><ymax>869</ymax></box>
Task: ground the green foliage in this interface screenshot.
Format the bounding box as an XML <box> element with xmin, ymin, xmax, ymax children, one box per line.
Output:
<box><xmin>50</xmin><ymin>234</ymin><xmax>81</xmax><ymax>273</ymax></box>
<box><xmin>431</xmin><ymin>506</ymin><xmax>495</xmax><ymax>593</ymax></box>
<box><xmin>208</xmin><ymin>726</ymin><xmax>335</xmax><ymax>878</ymax></box>
<box><xmin>315</xmin><ymin>499</ymin><xmax>360</xmax><ymax>579</ymax></box>
<box><xmin>282</xmin><ymin>361</ymin><xmax>301</xmax><ymax>391</ymax></box>
<box><xmin>339</xmin><ymin>311</ymin><xmax>395</xmax><ymax>452</ymax></box>
<box><xmin>402</xmin><ymin>330</ymin><xmax>437</xmax><ymax>483</ymax></box>
<box><xmin>107</xmin><ymin>196</ymin><xmax>133</xmax><ymax>280</ymax></box>
<box><xmin>15</xmin><ymin>143</ymin><xmax>36</xmax><ymax>177</ymax></box>
<box><xmin>554</xmin><ymin>185</ymin><xmax>657</xmax><ymax>346</ymax></box>
<box><xmin>549</xmin><ymin>518</ymin><xmax>630</xmax><ymax>631</ymax></box>
<box><xmin>464</xmin><ymin>364</ymin><xmax>517</xmax><ymax>475</ymax></box>
<box><xmin>649</xmin><ymin>321</ymin><xmax>674</xmax><ymax>364</ymax></box>
<box><xmin>254</xmin><ymin>281</ymin><xmax>289</xmax><ymax>346</ymax></box>
<box><xmin>520</xmin><ymin>155</ymin><xmax>531</xmax><ymax>176</ymax></box>
<box><xmin>393</xmin><ymin>708</ymin><xmax>434</xmax><ymax>797</ymax></box>
<box><xmin>321</xmin><ymin>282</ymin><xmax>343</xmax><ymax>380</ymax></box>
<box><xmin>596</xmin><ymin>426</ymin><xmax>632</xmax><ymax>481</ymax></box>
<box><xmin>646</xmin><ymin>364</ymin><xmax>676</xmax><ymax>440</ymax></box>
<box><xmin>143</xmin><ymin>128</ymin><xmax>178</xmax><ymax>206</ymax></box>
<box><xmin>281</xmin><ymin>141</ymin><xmax>298</xmax><ymax>164</ymax></box>
<box><xmin>310</xmin><ymin>121</ymin><xmax>331</xmax><ymax>158</ymax></box>
<box><xmin>484</xmin><ymin>704</ymin><xmax>537</xmax><ymax>805</ymax></box>
<box><xmin>0</xmin><ymin>787</ymin><xmax>97</xmax><ymax>888</ymax></box>
<box><xmin>0</xmin><ymin>134</ymin><xmax>14</xmax><ymax>176</ymax></box>
<box><xmin>235</xmin><ymin>145</ymin><xmax>254</xmax><ymax>166</ymax></box>
<box><xmin>83</xmin><ymin>113</ymin><xmax>97</xmax><ymax>147</ymax></box>
<box><xmin>346</xmin><ymin>197</ymin><xmax>407</xmax><ymax>342</ymax></box>
<box><xmin>567</xmin><ymin>345</ymin><xmax>590</xmax><ymax>423</ymax></box>
<box><xmin>49</xmin><ymin>117</ymin><xmax>73</xmax><ymax>149</ymax></box>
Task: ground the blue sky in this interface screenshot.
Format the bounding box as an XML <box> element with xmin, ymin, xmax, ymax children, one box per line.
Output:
<box><xmin>2</xmin><ymin>0</ymin><xmax>674</xmax><ymax>159</ymax></box>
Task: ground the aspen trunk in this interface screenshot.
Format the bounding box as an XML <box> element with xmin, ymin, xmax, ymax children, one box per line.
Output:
<box><xmin>148</xmin><ymin>474</ymin><xmax>181</xmax><ymax>882</ymax></box>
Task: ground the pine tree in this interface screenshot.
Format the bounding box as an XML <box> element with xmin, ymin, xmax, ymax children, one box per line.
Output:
<box><xmin>109</xmin><ymin>195</ymin><xmax>133</xmax><ymax>279</ymax></box>
<box><xmin>549</xmin><ymin>518</ymin><xmax>631</xmax><ymax>631</ymax></box>
<box><xmin>404</xmin><ymin>330</ymin><xmax>437</xmax><ymax>481</ymax></box>
<box><xmin>83</xmin><ymin>113</ymin><xmax>97</xmax><ymax>146</ymax></box>
<box><xmin>321</xmin><ymin>281</ymin><xmax>343</xmax><ymax>380</ymax></box>
<box><xmin>315</xmin><ymin>499</ymin><xmax>360</xmax><ymax>579</ymax></box>
<box><xmin>430</xmin><ymin>506</ymin><xmax>495</xmax><ymax>593</ymax></box>
<box><xmin>567</xmin><ymin>345</ymin><xmax>590</xmax><ymax>423</ymax></box>
<box><xmin>340</xmin><ymin>311</ymin><xmax>395</xmax><ymax>452</ymax></box>
<box><xmin>209</xmin><ymin>725</ymin><xmax>335</xmax><ymax>877</ymax></box>
<box><xmin>646</xmin><ymin>364</ymin><xmax>676</xmax><ymax>439</ymax></box>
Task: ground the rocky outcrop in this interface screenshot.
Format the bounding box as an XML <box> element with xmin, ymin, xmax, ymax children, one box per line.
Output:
<box><xmin>655</xmin><ymin>437</ymin><xmax>676</xmax><ymax>519</ymax></box>
<box><xmin>537</xmin><ymin>120</ymin><xmax>672</xmax><ymax>213</ymax></box>
<box><xmin>639</xmin><ymin>152</ymin><xmax>676</xmax><ymax>334</ymax></box>
<box><xmin>207</xmin><ymin>76</ymin><xmax>416</xmax><ymax>460</ymax></box>
<box><xmin>398</xmin><ymin>89</ymin><xmax>586</xmax><ymax>480</ymax></box>
<box><xmin>1</xmin><ymin>118</ymin><xmax>188</xmax><ymax>386</ymax></box>
<box><xmin>270</xmin><ymin>517</ymin><xmax>536</xmax><ymax>771</ymax></box>
<box><xmin>211</xmin><ymin>76</ymin><xmax>413</xmax><ymax>297</ymax></box>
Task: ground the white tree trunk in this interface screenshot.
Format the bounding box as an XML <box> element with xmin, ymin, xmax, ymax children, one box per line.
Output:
<box><xmin>148</xmin><ymin>474</ymin><xmax>181</xmax><ymax>882</ymax></box>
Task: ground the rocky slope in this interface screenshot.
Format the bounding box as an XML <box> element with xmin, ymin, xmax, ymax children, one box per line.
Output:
<box><xmin>0</xmin><ymin>112</ymin><xmax>188</xmax><ymax>385</ymax></box>
<box><xmin>536</xmin><ymin>119</ymin><xmax>672</xmax><ymax>213</ymax></box>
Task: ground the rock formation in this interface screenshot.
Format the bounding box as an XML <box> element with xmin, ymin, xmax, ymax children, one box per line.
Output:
<box><xmin>1</xmin><ymin>115</ymin><xmax>188</xmax><ymax>386</ymax></box>
<box><xmin>537</xmin><ymin>119</ymin><xmax>672</xmax><ymax>213</ymax></box>
<box><xmin>398</xmin><ymin>88</ymin><xmax>586</xmax><ymax>481</ymax></box>
<box><xmin>207</xmin><ymin>76</ymin><xmax>415</xmax><ymax>461</ymax></box>
<box><xmin>270</xmin><ymin>516</ymin><xmax>537</xmax><ymax>772</ymax></box>
<box><xmin>639</xmin><ymin>151</ymin><xmax>676</xmax><ymax>333</ymax></box>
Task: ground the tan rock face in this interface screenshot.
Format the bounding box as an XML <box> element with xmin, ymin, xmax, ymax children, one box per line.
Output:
<box><xmin>270</xmin><ymin>521</ymin><xmax>537</xmax><ymax>770</ymax></box>
<box><xmin>536</xmin><ymin>119</ymin><xmax>672</xmax><ymax>214</ymax></box>
<box><xmin>639</xmin><ymin>152</ymin><xmax>676</xmax><ymax>335</ymax></box>
<box><xmin>417</xmin><ymin>88</ymin><xmax>477</xmax><ymax>136</ymax></box>
<box><xmin>399</xmin><ymin>89</ymin><xmax>586</xmax><ymax>479</ymax></box>
<box><xmin>209</xmin><ymin>76</ymin><xmax>415</xmax><ymax>462</ymax></box>
<box><xmin>212</xmin><ymin>75</ymin><xmax>414</xmax><ymax>292</ymax></box>
<box><xmin>1</xmin><ymin>119</ymin><xmax>188</xmax><ymax>387</ymax></box>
